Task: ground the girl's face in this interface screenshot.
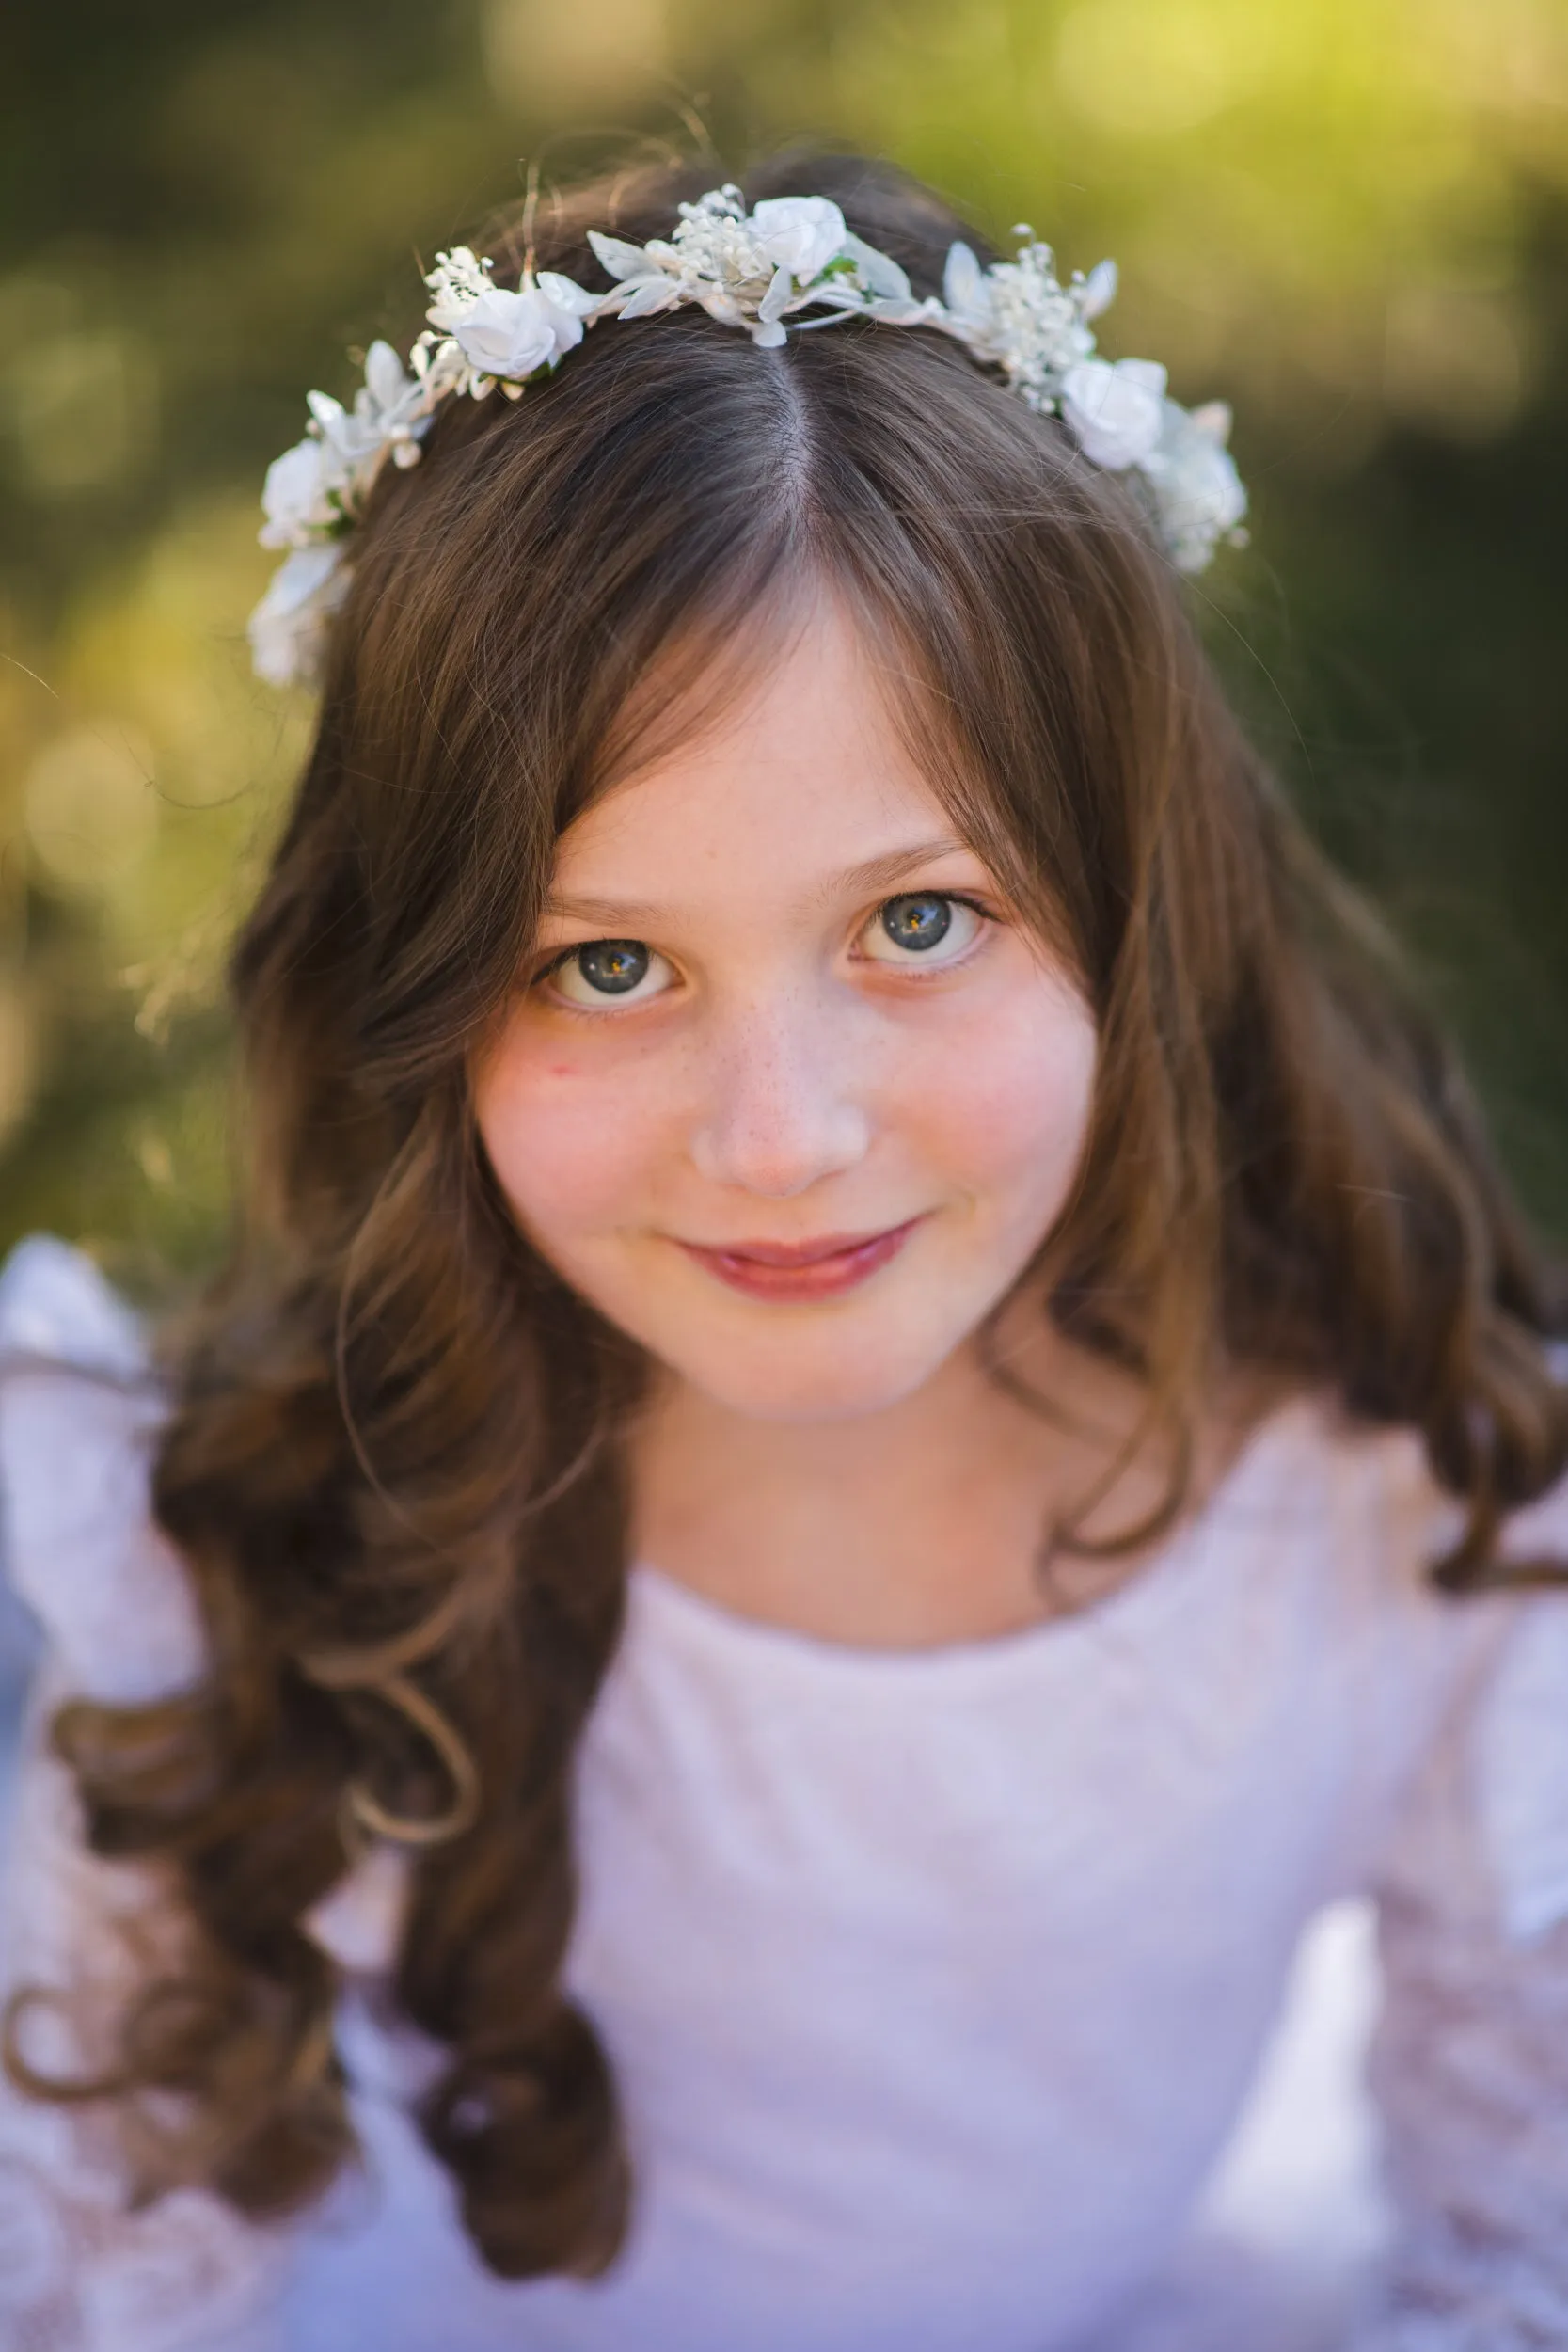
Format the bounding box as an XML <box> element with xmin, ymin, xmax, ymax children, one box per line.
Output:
<box><xmin>473</xmin><ymin>598</ymin><xmax>1098</xmax><ymax>1423</ymax></box>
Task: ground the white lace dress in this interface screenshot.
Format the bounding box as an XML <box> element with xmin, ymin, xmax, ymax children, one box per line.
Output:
<box><xmin>2</xmin><ymin>1234</ymin><xmax>1567</xmax><ymax>2352</ymax></box>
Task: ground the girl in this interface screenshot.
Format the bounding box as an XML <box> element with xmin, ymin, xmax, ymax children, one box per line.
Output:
<box><xmin>2</xmin><ymin>150</ymin><xmax>1567</xmax><ymax>2352</ymax></box>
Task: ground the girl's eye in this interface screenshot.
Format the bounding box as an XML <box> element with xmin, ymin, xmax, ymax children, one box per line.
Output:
<box><xmin>546</xmin><ymin>938</ymin><xmax>674</xmax><ymax>1009</ymax></box>
<box><xmin>862</xmin><ymin>892</ymin><xmax>985</xmax><ymax>967</ymax></box>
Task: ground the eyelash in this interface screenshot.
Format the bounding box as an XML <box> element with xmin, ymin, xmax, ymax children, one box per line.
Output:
<box><xmin>533</xmin><ymin>892</ymin><xmax>996</xmax><ymax>1011</ymax></box>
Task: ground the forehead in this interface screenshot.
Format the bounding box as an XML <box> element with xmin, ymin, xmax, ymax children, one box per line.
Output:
<box><xmin>547</xmin><ymin>597</ymin><xmax>968</xmax><ymax>908</ymax></box>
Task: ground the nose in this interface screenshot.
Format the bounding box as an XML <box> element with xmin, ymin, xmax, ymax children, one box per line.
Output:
<box><xmin>689</xmin><ymin>985</ymin><xmax>872</xmax><ymax>1199</ymax></box>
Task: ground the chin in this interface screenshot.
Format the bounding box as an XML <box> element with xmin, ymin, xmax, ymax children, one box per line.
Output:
<box><xmin>674</xmin><ymin>1325</ymin><xmax>956</xmax><ymax>1424</ymax></box>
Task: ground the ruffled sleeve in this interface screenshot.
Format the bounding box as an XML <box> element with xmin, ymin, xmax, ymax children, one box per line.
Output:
<box><xmin>1353</xmin><ymin>1422</ymin><xmax>1568</xmax><ymax>2346</ymax></box>
<box><xmin>0</xmin><ymin>1236</ymin><xmax>288</xmax><ymax>2351</ymax></box>
<box><xmin>0</xmin><ymin>1236</ymin><xmax>205</xmax><ymax>1704</ymax></box>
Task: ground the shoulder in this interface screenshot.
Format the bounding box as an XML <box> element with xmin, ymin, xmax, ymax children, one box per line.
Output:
<box><xmin>1302</xmin><ymin>1346</ymin><xmax>1568</xmax><ymax>1945</ymax></box>
<box><xmin>1263</xmin><ymin>1347</ymin><xmax>1568</xmax><ymax>1609</ymax></box>
<box><xmin>1217</xmin><ymin>1362</ymin><xmax>1567</xmax><ymax>1752</ymax></box>
<box><xmin>0</xmin><ymin>1236</ymin><xmax>206</xmax><ymax>1705</ymax></box>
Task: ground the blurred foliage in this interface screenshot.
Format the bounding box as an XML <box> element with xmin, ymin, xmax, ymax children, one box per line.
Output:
<box><xmin>2</xmin><ymin>0</ymin><xmax>1565</xmax><ymax>1296</ymax></box>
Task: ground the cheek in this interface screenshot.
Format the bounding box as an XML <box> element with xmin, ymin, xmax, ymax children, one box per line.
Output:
<box><xmin>474</xmin><ymin>1032</ymin><xmax>673</xmax><ymax>1241</ymax></box>
<box><xmin>895</xmin><ymin>985</ymin><xmax>1097</xmax><ymax>1212</ymax></box>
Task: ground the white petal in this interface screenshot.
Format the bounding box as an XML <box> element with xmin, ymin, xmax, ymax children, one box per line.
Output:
<box><xmin>942</xmin><ymin>241</ymin><xmax>985</xmax><ymax>315</ymax></box>
<box><xmin>1059</xmin><ymin>357</ymin><xmax>1166</xmax><ymax>470</ymax></box>
<box><xmin>1141</xmin><ymin>398</ymin><xmax>1249</xmax><ymax>569</ymax></box>
<box><xmin>1080</xmin><ymin>259</ymin><xmax>1118</xmax><ymax>320</ymax></box>
<box><xmin>1189</xmin><ymin>400</ymin><xmax>1233</xmax><ymax>446</ymax></box>
<box><xmin>261</xmin><ymin>540</ymin><xmax>342</xmax><ymax>615</ymax></box>
<box><xmin>1117</xmin><ymin>357</ymin><xmax>1169</xmax><ymax>398</ymax></box>
<box><xmin>867</xmin><ymin>294</ymin><xmax>940</xmax><ymax>326</ymax></box>
<box><xmin>363</xmin><ymin>339</ymin><xmax>407</xmax><ymax>407</ymax></box>
<box><xmin>757</xmin><ymin>263</ymin><xmax>794</xmax><ymax>326</ymax></box>
<box><xmin>247</xmin><ymin>546</ymin><xmax>350</xmax><ymax>688</ymax></box>
<box><xmin>841</xmin><ymin>234</ymin><xmax>911</xmax><ymax>301</ymax></box>
<box><xmin>259</xmin><ymin>437</ymin><xmax>332</xmax><ymax>548</ymax></box>
<box><xmin>538</xmin><ymin>294</ymin><xmax>588</xmax><ymax>357</ymax></box>
<box><xmin>616</xmin><ymin>278</ymin><xmax>682</xmax><ymax>321</ymax></box>
<box><xmin>535</xmin><ymin>269</ymin><xmax>600</xmax><ymax>319</ymax></box>
<box><xmin>423</xmin><ymin>247</ymin><xmax>494</xmax><ymax>333</ymax></box>
<box><xmin>453</xmin><ymin>287</ymin><xmax>558</xmax><ymax>379</ymax></box>
<box><xmin>587</xmin><ymin>230</ymin><xmax>652</xmax><ymax>282</ymax></box>
<box><xmin>751</xmin><ymin>320</ymin><xmax>788</xmax><ymax>349</ymax></box>
<box><xmin>751</xmin><ymin>196</ymin><xmax>848</xmax><ymax>281</ymax></box>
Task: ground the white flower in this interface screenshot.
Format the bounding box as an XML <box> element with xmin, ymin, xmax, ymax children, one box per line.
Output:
<box><xmin>591</xmin><ymin>194</ymin><xmax>847</xmax><ymax>350</ymax></box>
<box><xmin>1059</xmin><ymin>357</ymin><xmax>1167</xmax><ymax>470</ymax></box>
<box><xmin>1139</xmin><ymin>399</ymin><xmax>1248</xmax><ymax>572</ymax></box>
<box><xmin>449</xmin><ymin>285</ymin><xmax>572</xmax><ymax>382</ymax></box>
<box><xmin>247</xmin><ymin>544</ymin><xmax>352</xmax><ymax>690</ymax></box>
<box><xmin>749</xmin><ymin>197</ymin><xmax>848</xmax><ymax>283</ymax></box>
<box><xmin>303</xmin><ymin>342</ymin><xmax>434</xmax><ymax>516</ymax></box>
<box><xmin>259</xmin><ymin>436</ymin><xmax>340</xmax><ymax>548</ymax></box>
<box><xmin>249</xmin><ymin>193</ymin><xmax>1250</xmax><ymax>690</ymax></box>
<box><xmin>356</xmin><ymin>338</ymin><xmax>431</xmax><ymax>457</ymax></box>
<box><xmin>423</xmin><ymin>246</ymin><xmax>495</xmax><ymax>334</ymax></box>
<box><xmin>658</xmin><ymin>195</ymin><xmax>775</xmax><ymax>300</ymax></box>
<box><xmin>589</xmin><ymin>193</ymin><xmax>903</xmax><ymax>348</ymax></box>
<box><xmin>941</xmin><ymin>238</ymin><xmax>1099</xmax><ymax>409</ymax></box>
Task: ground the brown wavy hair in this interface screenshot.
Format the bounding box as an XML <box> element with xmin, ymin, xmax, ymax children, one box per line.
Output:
<box><xmin>9</xmin><ymin>149</ymin><xmax>1568</xmax><ymax>2278</ymax></box>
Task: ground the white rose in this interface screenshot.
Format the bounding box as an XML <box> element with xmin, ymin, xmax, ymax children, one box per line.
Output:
<box><xmin>247</xmin><ymin>544</ymin><xmax>351</xmax><ymax>689</ymax></box>
<box><xmin>259</xmin><ymin>436</ymin><xmax>338</xmax><ymax>549</ymax></box>
<box><xmin>1059</xmin><ymin>356</ymin><xmax>1167</xmax><ymax>471</ymax></box>
<box><xmin>751</xmin><ymin>197</ymin><xmax>848</xmax><ymax>283</ymax></box>
<box><xmin>1142</xmin><ymin>400</ymin><xmax>1248</xmax><ymax>571</ymax></box>
<box><xmin>452</xmin><ymin>285</ymin><xmax>586</xmax><ymax>382</ymax></box>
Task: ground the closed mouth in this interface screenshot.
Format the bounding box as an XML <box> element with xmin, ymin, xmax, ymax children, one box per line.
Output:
<box><xmin>673</xmin><ymin>1216</ymin><xmax>925</xmax><ymax>1299</ymax></box>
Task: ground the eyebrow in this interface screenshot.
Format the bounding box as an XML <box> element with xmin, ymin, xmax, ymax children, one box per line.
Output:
<box><xmin>542</xmin><ymin>837</ymin><xmax>973</xmax><ymax>928</ymax></box>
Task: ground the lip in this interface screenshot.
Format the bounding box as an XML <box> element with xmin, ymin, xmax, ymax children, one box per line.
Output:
<box><xmin>674</xmin><ymin>1216</ymin><xmax>925</xmax><ymax>1301</ymax></box>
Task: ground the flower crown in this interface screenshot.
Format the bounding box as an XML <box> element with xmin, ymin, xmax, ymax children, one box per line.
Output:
<box><xmin>249</xmin><ymin>186</ymin><xmax>1248</xmax><ymax>688</ymax></box>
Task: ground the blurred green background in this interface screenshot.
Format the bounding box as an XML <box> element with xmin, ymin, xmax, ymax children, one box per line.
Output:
<box><xmin>2</xmin><ymin>0</ymin><xmax>1566</xmax><ymax>1296</ymax></box>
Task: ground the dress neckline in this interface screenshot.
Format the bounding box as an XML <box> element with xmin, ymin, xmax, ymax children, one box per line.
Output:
<box><xmin>625</xmin><ymin>1384</ymin><xmax>1328</xmax><ymax>1692</ymax></box>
